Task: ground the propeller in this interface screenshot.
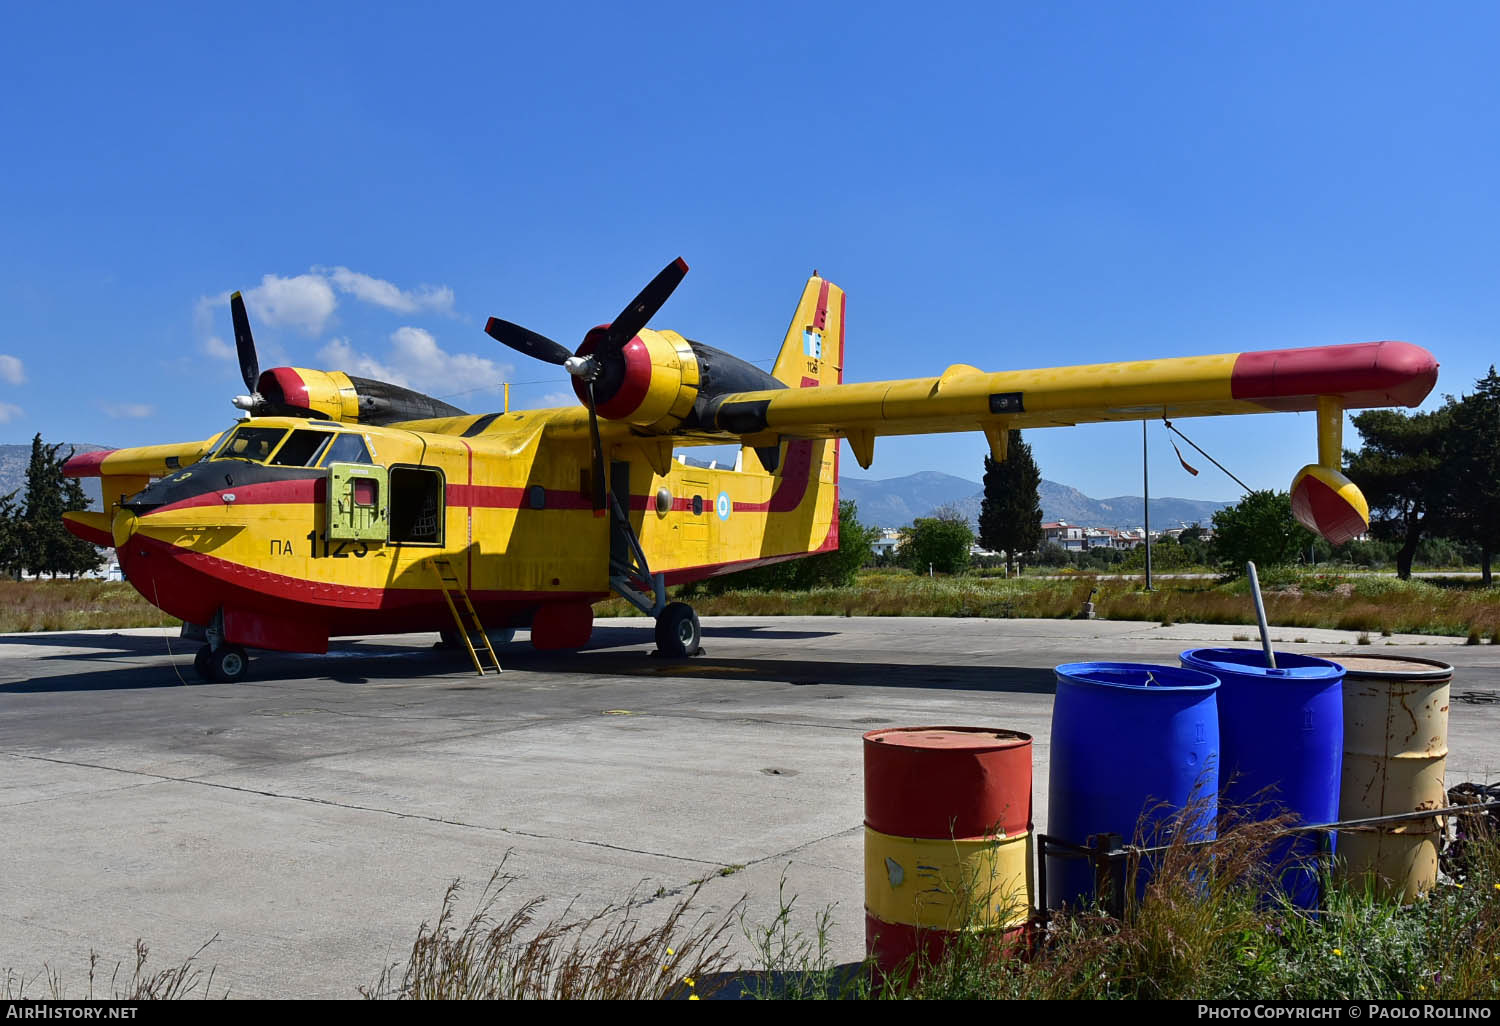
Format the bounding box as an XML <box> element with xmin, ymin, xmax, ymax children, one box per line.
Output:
<box><xmin>483</xmin><ymin>258</ymin><xmax>689</xmax><ymax>511</ymax></box>
<box><xmin>230</xmin><ymin>291</ymin><xmax>263</xmax><ymax>412</ymax></box>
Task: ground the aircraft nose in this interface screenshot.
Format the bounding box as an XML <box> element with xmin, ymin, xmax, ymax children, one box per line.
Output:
<box><xmin>111</xmin><ymin>509</ymin><xmax>139</xmax><ymax>549</ymax></box>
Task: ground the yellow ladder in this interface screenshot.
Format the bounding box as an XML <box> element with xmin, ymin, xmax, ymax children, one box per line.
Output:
<box><xmin>427</xmin><ymin>557</ymin><xmax>502</xmax><ymax>675</ymax></box>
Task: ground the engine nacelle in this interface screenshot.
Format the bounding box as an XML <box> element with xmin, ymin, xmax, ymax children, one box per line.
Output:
<box><xmin>252</xmin><ymin>367</ymin><xmax>466</xmax><ymax>426</ymax></box>
<box><xmin>571</xmin><ymin>328</ymin><xmax>784</xmax><ymax>431</ymax></box>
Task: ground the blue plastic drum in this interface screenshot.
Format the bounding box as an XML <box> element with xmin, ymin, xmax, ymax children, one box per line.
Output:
<box><xmin>1180</xmin><ymin>648</ymin><xmax>1345</xmax><ymax>907</ymax></box>
<box><xmin>1047</xmin><ymin>662</ymin><xmax>1220</xmax><ymax>910</ymax></box>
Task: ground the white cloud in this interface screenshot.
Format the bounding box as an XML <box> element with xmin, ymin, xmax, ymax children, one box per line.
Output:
<box><xmin>0</xmin><ymin>401</ymin><xmax>22</xmax><ymax>423</ymax></box>
<box><xmin>315</xmin><ymin>266</ymin><xmax>456</xmax><ymax>316</ymax></box>
<box><xmin>242</xmin><ymin>273</ymin><xmax>338</xmax><ymax>335</ymax></box>
<box><xmin>103</xmin><ymin>403</ymin><xmax>156</xmax><ymax>419</ymax></box>
<box><xmin>540</xmin><ymin>391</ymin><xmax>578</xmax><ymax>407</ymax></box>
<box><xmin>319</xmin><ymin>337</ymin><xmax>400</xmax><ymax>382</ymax></box>
<box><xmin>203</xmin><ymin>335</ymin><xmax>235</xmax><ymax>360</ymax></box>
<box><xmin>319</xmin><ymin>327</ymin><xmax>510</xmax><ymax>398</ymax></box>
<box><xmin>0</xmin><ymin>355</ymin><xmax>24</xmax><ymax>385</ymax></box>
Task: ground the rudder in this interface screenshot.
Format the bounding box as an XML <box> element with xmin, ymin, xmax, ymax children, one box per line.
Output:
<box><xmin>771</xmin><ymin>273</ymin><xmax>844</xmax><ymax>389</ymax></box>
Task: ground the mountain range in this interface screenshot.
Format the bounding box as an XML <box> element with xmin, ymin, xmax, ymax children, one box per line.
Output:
<box><xmin>0</xmin><ymin>442</ymin><xmax>109</xmax><ymax>508</ymax></box>
<box><xmin>840</xmin><ymin>470</ymin><xmax>1233</xmax><ymax>531</ymax></box>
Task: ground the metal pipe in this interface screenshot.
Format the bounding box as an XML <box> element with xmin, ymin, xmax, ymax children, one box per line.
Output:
<box><xmin>1246</xmin><ymin>560</ymin><xmax>1276</xmax><ymax>668</ymax></box>
<box><xmin>1143</xmin><ymin>420</ymin><xmax>1153</xmax><ymax>591</ymax></box>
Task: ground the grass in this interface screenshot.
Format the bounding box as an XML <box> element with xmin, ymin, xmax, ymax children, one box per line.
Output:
<box><xmin>4</xmin><ymin>569</ymin><xmax>1497</xmax><ymax>640</ymax></box>
<box><xmin>0</xmin><ymin>579</ymin><xmax>177</xmax><ymax>633</ymax></box>
<box><xmin>11</xmin><ymin>807</ymin><xmax>1499</xmax><ymax>1000</ymax></box>
<box><xmin>362</xmin><ymin>861</ymin><xmax>738</xmax><ymax>1000</ymax></box>
<box><xmin>3</xmin><ymin>938</ymin><xmax>223</xmax><ymax>1000</ymax></box>
<box><xmin>359</xmin><ymin>798</ymin><xmax>1500</xmax><ymax>1000</ymax></box>
<box><xmin>596</xmin><ymin>569</ymin><xmax>1500</xmax><ymax>639</ymax></box>
<box><xmin>873</xmin><ymin>798</ymin><xmax>1500</xmax><ymax>1001</ymax></box>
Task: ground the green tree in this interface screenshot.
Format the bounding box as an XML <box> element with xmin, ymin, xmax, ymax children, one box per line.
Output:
<box><xmin>1208</xmin><ymin>490</ymin><xmax>1315</xmax><ymax>575</ymax></box>
<box><xmin>1344</xmin><ymin>406</ymin><xmax>1453</xmax><ymax>580</ymax></box>
<box><xmin>977</xmin><ymin>430</ymin><xmax>1043</xmax><ymax>576</ymax></box>
<box><xmin>705</xmin><ymin>499</ymin><xmax>875</xmax><ymax>591</ymax></box>
<box><xmin>1123</xmin><ymin>535</ymin><xmax>1193</xmax><ymax>571</ymax></box>
<box><xmin>0</xmin><ymin>490</ymin><xmax>22</xmax><ymax>579</ymax></box>
<box><xmin>18</xmin><ymin>434</ymin><xmax>102</xmax><ymax>578</ymax></box>
<box><xmin>59</xmin><ymin>472</ymin><xmax>103</xmax><ymax>578</ymax></box>
<box><xmin>1446</xmin><ymin>367</ymin><xmax>1500</xmax><ymax>585</ymax></box>
<box><xmin>900</xmin><ymin>508</ymin><xmax>974</xmax><ymax>575</ymax></box>
<box><xmin>21</xmin><ymin>434</ymin><xmax>64</xmax><ymax>576</ymax></box>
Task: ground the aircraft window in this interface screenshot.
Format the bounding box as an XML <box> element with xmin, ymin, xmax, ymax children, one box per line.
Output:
<box><xmin>352</xmin><ymin>478</ymin><xmax>378</xmax><ymax>507</ymax></box>
<box><xmin>270</xmin><ymin>429</ymin><xmax>334</xmax><ymax>467</ymax></box>
<box><xmin>389</xmin><ymin>467</ymin><xmax>444</xmax><ymax>544</ymax></box>
<box><xmin>528</xmin><ymin>485</ymin><xmax>546</xmax><ymax>510</ymax></box>
<box><xmin>692</xmin><ymin>495</ymin><xmax>704</xmax><ymax>516</ymax></box>
<box><xmin>212</xmin><ymin>427</ymin><xmax>287</xmax><ymax>463</ymax></box>
<box><xmin>323</xmin><ymin>433</ymin><xmax>372</xmax><ymax>466</ymax></box>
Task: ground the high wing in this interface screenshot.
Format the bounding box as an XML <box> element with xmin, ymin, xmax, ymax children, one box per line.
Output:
<box><xmin>693</xmin><ymin>341</ymin><xmax>1436</xmax><ymax>456</ymax></box>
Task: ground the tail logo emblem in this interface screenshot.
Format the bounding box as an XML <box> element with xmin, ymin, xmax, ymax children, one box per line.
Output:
<box><xmin>802</xmin><ymin>328</ymin><xmax>823</xmax><ymax>360</ymax></box>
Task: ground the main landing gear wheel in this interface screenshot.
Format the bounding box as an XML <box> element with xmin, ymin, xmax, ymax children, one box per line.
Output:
<box><xmin>654</xmin><ymin>602</ymin><xmax>701</xmax><ymax>658</ymax></box>
<box><xmin>209</xmin><ymin>644</ymin><xmax>249</xmax><ymax>683</ymax></box>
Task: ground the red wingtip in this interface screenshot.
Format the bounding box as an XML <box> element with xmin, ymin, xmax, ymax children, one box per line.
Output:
<box><xmin>63</xmin><ymin>449</ymin><xmax>117</xmax><ymax>478</ymax></box>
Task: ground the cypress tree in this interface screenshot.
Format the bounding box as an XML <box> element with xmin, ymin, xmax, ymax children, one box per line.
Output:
<box><xmin>21</xmin><ymin>434</ymin><xmax>63</xmax><ymax>576</ymax></box>
<box><xmin>978</xmin><ymin>429</ymin><xmax>1043</xmax><ymax>575</ymax></box>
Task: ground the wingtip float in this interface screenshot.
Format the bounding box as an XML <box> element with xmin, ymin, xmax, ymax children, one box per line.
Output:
<box><xmin>62</xmin><ymin>260</ymin><xmax>1437</xmax><ymax>682</ymax></box>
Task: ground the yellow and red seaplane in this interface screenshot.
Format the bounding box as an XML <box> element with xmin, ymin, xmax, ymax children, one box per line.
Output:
<box><xmin>62</xmin><ymin>258</ymin><xmax>1437</xmax><ymax>681</ymax></box>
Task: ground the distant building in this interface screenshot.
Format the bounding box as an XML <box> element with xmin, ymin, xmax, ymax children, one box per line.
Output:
<box><xmin>1042</xmin><ymin>521</ymin><xmax>1088</xmax><ymax>551</ymax></box>
<box><xmin>871</xmin><ymin>529</ymin><xmax>904</xmax><ymax>559</ymax></box>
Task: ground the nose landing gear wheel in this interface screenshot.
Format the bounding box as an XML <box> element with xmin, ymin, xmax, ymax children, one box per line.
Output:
<box><xmin>654</xmin><ymin>602</ymin><xmax>701</xmax><ymax>658</ymax></box>
<box><xmin>210</xmin><ymin>644</ymin><xmax>250</xmax><ymax>683</ymax></box>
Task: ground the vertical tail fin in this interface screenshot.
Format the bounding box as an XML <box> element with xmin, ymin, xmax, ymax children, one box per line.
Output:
<box><xmin>742</xmin><ymin>275</ymin><xmax>842</xmax><ymax>549</ymax></box>
<box><xmin>771</xmin><ymin>273</ymin><xmax>844</xmax><ymax>389</ymax></box>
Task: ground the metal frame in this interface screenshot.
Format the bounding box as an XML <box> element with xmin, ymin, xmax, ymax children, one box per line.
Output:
<box><xmin>606</xmin><ymin>491</ymin><xmax>666</xmax><ymax>618</ymax></box>
<box><xmin>1036</xmin><ymin>794</ymin><xmax>1500</xmax><ymax>921</ymax></box>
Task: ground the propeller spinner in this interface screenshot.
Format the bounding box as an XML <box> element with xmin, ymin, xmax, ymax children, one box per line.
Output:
<box><xmin>484</xmin><ymin>257</ymin><xmax>690</xmax><ymax>511</ymax></box>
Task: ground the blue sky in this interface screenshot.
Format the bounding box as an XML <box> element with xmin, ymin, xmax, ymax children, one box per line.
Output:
<box><xmin>2</xmin><ymin>2</ymin><xmax>1494</xmax><ymax>501</ymax></box>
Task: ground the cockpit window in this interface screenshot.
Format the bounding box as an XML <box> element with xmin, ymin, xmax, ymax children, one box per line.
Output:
<box><xmin>211</xmin><ymin>427</ymin><xmax>288</xmax><ymax>463</ymax></box>
<box><xmin>322</xmin><ymin>433</ymin><xmax>372</xmax><ymax>466</ymax></box>
<box><xmin>270</xmin><ymin>429</ymin><xmax>334</xmax><ymax>467</ymax></box>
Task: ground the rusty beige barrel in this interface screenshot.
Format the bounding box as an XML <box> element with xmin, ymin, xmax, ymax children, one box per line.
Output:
<box><xmin>1328</xmin><ymin>654</ymin><xmax>1453</xmax><ymax>902</ymax></box>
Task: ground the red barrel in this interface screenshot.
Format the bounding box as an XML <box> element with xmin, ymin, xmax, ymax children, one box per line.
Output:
<box><xmin>863</xmin><ymin>726</ymin><xmax>1034</xmax><ymax>977</ymax></box>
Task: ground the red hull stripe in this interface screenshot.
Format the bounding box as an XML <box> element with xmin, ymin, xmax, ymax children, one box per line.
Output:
<box><xmin>154</xmin><ymin>478</ymin><xmax>322</xmax><ymax>513</ymax></box>
<box><xmin>1230</xmin><ymin>341</ymin><xmax>1437</xmax><ymax>408</ymax></box>
<box><xmin>63</xmin><ymin>449</ymin><xmax>118</xmax><ymax>478</ymax></box>
<box><xmin>145</xmin><ymin>481</ymin><xmax>723</xmax><ymax>517</ymax></box>
<box><xmin>118</xmin><ymin>532</ymin><xmax>606</xmax><ymax>639</ymax></box>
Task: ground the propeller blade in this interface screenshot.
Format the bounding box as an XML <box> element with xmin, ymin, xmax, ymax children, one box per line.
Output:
<box><xmin>585</xmin><ymin>380</ymin><xmax>607</xmax><ymax>512</ymax></box>
<box><xmin>229</xmin><ymin>291</ymin><xmax>260</xmax><ymax>394</ymax></box>
<box><xmin>484</xmin><ymin>317</ymin><xmax>573</xmax><ymax>366</ymax></box>
<box><xmin>603</xmin><ymin>257</ymin><xmax>689</xmax><ymax>351</ymax></box>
